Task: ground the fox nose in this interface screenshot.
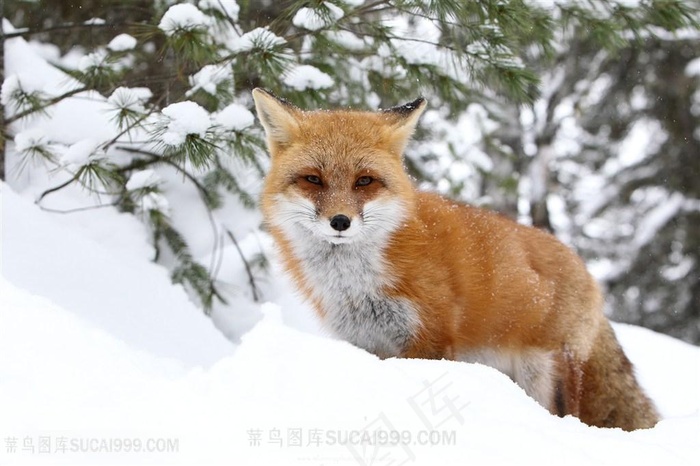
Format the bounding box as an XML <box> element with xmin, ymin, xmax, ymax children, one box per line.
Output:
<box><xmin>330</xmin><ymin>214</ymin><xmax>351</xmax><ymax>232</ymax></box>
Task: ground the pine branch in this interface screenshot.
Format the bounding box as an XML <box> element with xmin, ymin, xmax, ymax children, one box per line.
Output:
<box><xmin>37</xmin><ymin>201</ymin><xmax>122</xmax><ymax>214</ymax></box>
<box><xmin>6</xmin><ymin>87</ymin><xmax>89</xmax><ymax>125</ymax></box>
<box><xmin>115</xmin><ymin>146</ymin><xmax>217</xmax><ymax>206</ymax></box>
<box><xmin>36</xmin><ymin>174</ymin><xmax>79</xmax><ymax>204</ymax></box>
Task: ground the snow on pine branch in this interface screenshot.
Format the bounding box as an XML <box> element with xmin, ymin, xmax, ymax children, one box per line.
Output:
<box><xmin>283</xmin><ymin>65</ymin><xmax>334</xmax><ymax>91</ymax></box>
<box><xmin>293</xmin><ymin>2</ymin><xmax>345</xmax><ymax>31</ymax></box>
<box><xmin>14</xmin><ymin>129</ymin><xmax>49</xmax><ymax>154</ymax></box>
<box><xmin>59</xmin><ymin>139</ymin><xmax>101</xmax><ymax>169</ymax></box>
<box><xmin>323</xmin><ymin>30</ymin><xmax>372</xmax><ymax>51</ymax></box>
<box><xmin>158</xmin><ymin>101</ymin><xmax>212</xmax><ymax>147</ymax></box>
<box><xmin>13</xmin><ymin>128</ymin><xmax>56</xmax><ymax>166</ymax></box>
<box><xmin>198</xmin><ymin>0</ymin><xmax>240</xmax><ymax>21</ymax></box>
<box><xmin>228</xmin><ymin>27</ymin><xmax>286</xmax><ymax>53</ymax></box>
<box><xmin>107</xmin><ymin>34</ymin><xmax>138</xmax><ymax>52</ymax></box>
<box><xmin>213</xmin><ymin>103</ymin><xmax>255</xmax><ymax>131</ymax></box>
<box><xmin>125</xmin><ymin>168</ymin><xmax>162</xmax><ymax>191</ymax></box>
<box><xmin>187</xmin><ymin>64</ymin><xmax>233</xmax><ymax>96</ymax></box>
<box><xmin>107</xmin><ymin>87</ymin><xmax>153</xmax><ymax>113</ymax></box>
<box><xmin>1</xmin><ymin>73</ymin><xmax>47</xmax><ymax>114</ymax></box>
<box><xmin>125</xmin><ymin>169</ymin><xmax>170</xmax><ymax>214</ymax></box>
<box><xmin>78</xmin><ymin>50</ymin><xmax>110</xmax><ymax>73</ymax></box>
<box><xmin>159</xmin><ymin>3</ymin><xmax>211</xmax><ymax>36</ymax></box>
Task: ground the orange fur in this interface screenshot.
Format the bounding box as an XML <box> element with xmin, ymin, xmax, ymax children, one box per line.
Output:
<box><xmin>252</xmin><ymin>89</ymin><xmax>659</xmax><ymax>430</ymax></box>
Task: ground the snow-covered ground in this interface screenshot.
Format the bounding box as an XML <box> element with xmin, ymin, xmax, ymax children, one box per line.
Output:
<box><xmin>2</xmin><ymin>15</ymin><xmax>699</xmax><ymax>466</ymax></box>
<box><xmin>2</xmin><ymin>180</ymin><xmax>699</xmax><ymax>466</ymax></box>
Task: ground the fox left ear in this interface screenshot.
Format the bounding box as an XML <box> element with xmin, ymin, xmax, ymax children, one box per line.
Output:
<box><xmin>252</xmin><ymin>88</ymin><xmax>301</xmax><ymax>149</ymax></box>
<box><xmin>381</xmin><ymin>98</ymin><xmax>427</xmax><ymax>155</ymax></box>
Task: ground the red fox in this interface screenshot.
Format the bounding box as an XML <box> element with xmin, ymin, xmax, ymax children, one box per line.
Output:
<box><xmin>252</xmin><ymin>88</ymin><xmax>659</xmax><ymax>431</ymax></box>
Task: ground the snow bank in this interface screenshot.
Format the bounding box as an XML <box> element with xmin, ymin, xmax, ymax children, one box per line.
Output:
<box><xmin>4</xmin><ymin>30</ymin><xmax>116</xmax><ymax>147</ymax></box>
<box><xmin>2</xmin><ymin>182</ymin><xmax>699</xmax><ymax>465</ymax></box>
<box><xmin>1</xmin><ymin>184</ymin><xmax>233</xmax><ymax>367</ymax></box>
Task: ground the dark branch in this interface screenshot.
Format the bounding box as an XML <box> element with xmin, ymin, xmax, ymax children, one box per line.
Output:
<box><xmin>3</xmin><ymin>21</ymin><xmax>130</xmax><ymax>40</ymax></box>
<box><xmin>226</xmin><ymin>229</ymin><xmax>261</xmax><ymax>303</ymax></box>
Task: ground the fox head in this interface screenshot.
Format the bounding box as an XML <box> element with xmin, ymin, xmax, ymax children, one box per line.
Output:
<box><xmin>252</xmin><ymin>88</ymin><xmax>426</xmax><ymax>246</ymax></box>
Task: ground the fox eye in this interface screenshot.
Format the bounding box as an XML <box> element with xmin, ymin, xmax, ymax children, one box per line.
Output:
<box><xmin>355</xmin><ymin>176</ymin><xmax>373</xmax><ymax>187</ymax></box>
<box><xmin>305</xmin><ymin>175</ymin><xmax>322</xmax><ymax>185</ymax></box>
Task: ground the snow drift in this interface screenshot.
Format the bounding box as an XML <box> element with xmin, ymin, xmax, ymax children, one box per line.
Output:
<box><xmin>1</xmin><ymin>183</ymin><xmax>699</xmax><ymax>465</ymax></box>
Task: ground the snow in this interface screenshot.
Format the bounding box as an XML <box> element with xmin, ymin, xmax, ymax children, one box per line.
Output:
<box><xmin>2</xmin><ymin>178</ymin><xmax>700</xmax><ymax>464</ymax></box>
<box><xmin>661</xmin><ymin>256</ymin><xmax>695</xmax><ymax>282</ymax></box>
<box><xmin>4</xmin><ymin>21</ymin><xmax>84</xmax><ymax>100</ymax></box>
<box><xmin>107</xmin><ymin>86</ymin><xmax>152</xmax><ymax>113</ymax></box>
<box><xmin>160</xmin><ymin>101</ymin><xmax>211</xmax><ymax>146</ymax></box>
<box><xmin>13</xmin><ymin>128</ymin><xmax>48</xmax><ymax>154</ymax></box>
<box><xmin>187</xmin><ymin>63</ymin><xmax>233</xmax><ymax>96</ymax></box>
<box><xmin>379</xmin><ymin>17</ymin><xmax>465</xmax><ymax>82</ymax></box>
<box><xmin>140</xmin><ymin>191</ymin><xmax>171</xmax><ymax>214</ymax></box>
<box><xmin>158</xmin><ymin>3</ymin><xmax>210</xmax><ymax>36</ymax></box>
<box><xmin>78</xmin><ymin>49</ymin><xmax>108</xmax><ymax>72</ymax></box>
<box><xmin>214</xmin><ymin>103</ymin><xmax>256</xmax><ymax>131</ymax></box>
<box><xmin>228</xmin><ymin>27</ymin><xmax>286</xmax><ymax>53</ymax></box>
<box><xmin>615</xmin><ymin>118</ymin><xmax>667</xmax><ymax>170</ymax></box>
<box><xmin>614</xmin><ymin>0</ymin><xmax>643</xmax><ymax>7</ymax></box>
<box><xmin>59</xmin><ymin>138</ymin><xmax>100</xmax><ymax>168</ymax></box>
<box><xmin>413</xmin><ymin>105</ymin><xmax>496</xmax><ymax>201</ymax></box>
<box><xmin>633</xmin><ymin>191</ymin><xmax>684</xmax><ymax>249</ymax></box>
<box><xmin>1</xmin><ymin>185</ymin><xmax>231</xmax><ymax>366</ymax></box>
<box><xmin>107</xmin><ymin>33</ymin><xmax>137</xmax><ymax>52</ymax></box>
<box><xmin>292</xmin><ymin>2</ymin><xmax>345</xmax><ymax>31</ymax></box>
<box><xmin>3</xmin><ymin>10</ymin><xmax>700</xmax><ymax>466</ymax></box>
<box><xmin>125</xmin><ymin>169</ymin><xmax>161</xmax><ymax>191</ymax></box>
<box><xmin>685</xmin><ymin>57</ymin><xmax>700</xmax><ymax>77</ymax></box>
<box><xmin>528</xmin><ymin>0</ymin><xmax>642</xmax><ymax>14</ymax></box>
<box><xmin>1</xmin><ymin>73</ymin><xmax>43</xmax><ymax>106</ymax></box>
<box><xmin>83</xmin><ymin>17</ymin><xmax>106</xmax><ymax>25</ymax></box>
<box><xmin>283</xmin><ymin>64</ymin><xmax>334</xmax><ymax>91</ymax></box>
<box><xmin>324</xmin><ymin>30</ymin><xmax>370</xmax><ymax>50</ymax></box>
<box><xmin>199</xmin><ymin>0</ymin><xmax>240</xmax><ymax>20</ymax></box>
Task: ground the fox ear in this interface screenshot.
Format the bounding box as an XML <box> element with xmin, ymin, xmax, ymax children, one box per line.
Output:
<box><xmin>382</xmin><ymin>98</ymin><xmax>427</xmax><ymax>155</ymax></box>
<box><xmin>252</xmin><ymin>88</ymin><xmax>300</xmax><ymax>148</ymax></box>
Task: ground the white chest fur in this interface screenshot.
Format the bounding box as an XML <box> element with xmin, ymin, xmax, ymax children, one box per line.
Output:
<box><xmin>286</xmin><ymin>229</ymin><xmax>420</xmax><ymax>358</ymax></box>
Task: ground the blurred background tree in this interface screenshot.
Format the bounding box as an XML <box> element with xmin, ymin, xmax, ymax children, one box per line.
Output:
<box><xmin>3</xmin><ymin>0</ymin><xmax>698</xmax><ymax>342</ymax></box>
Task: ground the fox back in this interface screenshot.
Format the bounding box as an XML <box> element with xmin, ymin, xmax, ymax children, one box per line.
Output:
<box><xmin>252</xmin><ymin>88</ymin><xmax>659</xmax><ymax>431</ymax></box>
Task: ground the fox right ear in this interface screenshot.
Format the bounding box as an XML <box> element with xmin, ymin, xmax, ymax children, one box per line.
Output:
<box><xmin>252</xmin><ymin>88</ymin><xmax>300</xmax><ymax>148</ymax></box>
<box><xmin>381</xmin><ymin>98</ymin><xmax>427</xmax><ymax>156</ymax></box>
